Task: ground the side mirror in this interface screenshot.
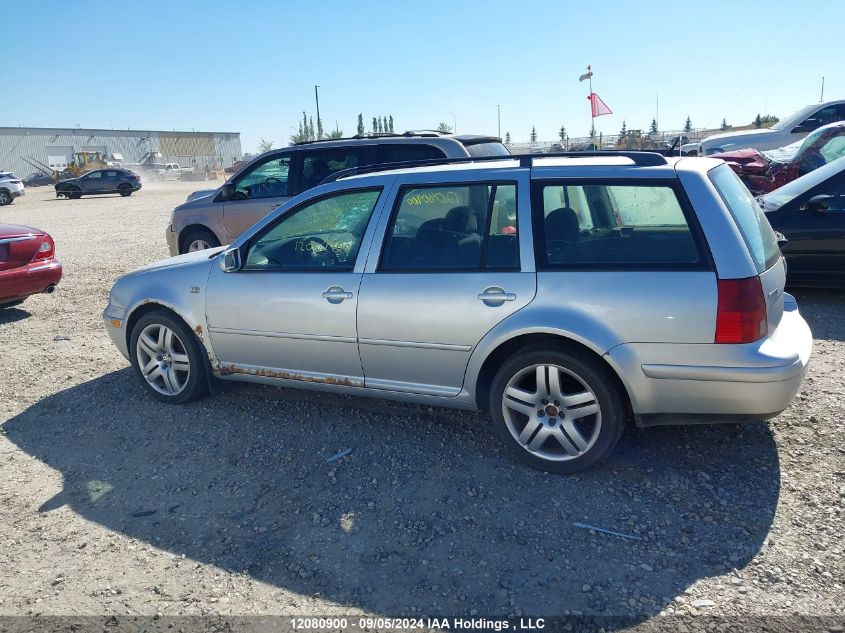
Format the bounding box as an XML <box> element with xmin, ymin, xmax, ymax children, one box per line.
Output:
<box><xmin>219</xmin><ymin>182</ymin><xmax>236</xmax><ymax>200</ymax></box>
<box><xmin>791</xmin><ymin>119</ymin><xmax>820</xmax><ymax>134</ymax></box>
<box><xmin>803</xmin><ymin>194</ymin><xmax>832</xmax><ymax>213</ymax></box>
<box><xmin>221</xmin><ymin>247</ymin><xmax>241</xmax><ymax>272</ymax></box>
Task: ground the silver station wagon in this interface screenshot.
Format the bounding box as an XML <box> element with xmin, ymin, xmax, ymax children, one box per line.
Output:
<box><xmin>103</xmin><ymin>152</ymin><xmax>813</xmax><ymax>473</ymax></box>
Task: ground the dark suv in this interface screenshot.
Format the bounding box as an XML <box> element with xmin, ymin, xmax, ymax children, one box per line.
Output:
<box><xmin>167</xmin><ymin>132</ymin><xmax>509</xmax><ymax>254</ymax></box>
<box><xmin>55</xmin><ymin>169</ymin><xmax>142</xmax><ymax>199</ymax></box>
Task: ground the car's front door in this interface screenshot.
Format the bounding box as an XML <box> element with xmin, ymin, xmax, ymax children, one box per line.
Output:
<box><xmin>218</xmin><ymin>152</ymin><xmax>293</xmax><ymax>243</ymax></box>
<box><xmin>770</xmin><ymin>174</ymin><xmax>845</xmax><ymax>285</ymax></box>
<box><xmin>205</xmin><ymin>187</ymin><xmax>387</xmax><ymax>384</ymax></box>
<box><xmin>80</xmin><ymin>170</ymin><xmax>106</xmax><ymax>193</ymax></box>
<box><xmin>357</xmin><ymin>174</ymin><xmax>536</xmax><ymax>396</ymax></box>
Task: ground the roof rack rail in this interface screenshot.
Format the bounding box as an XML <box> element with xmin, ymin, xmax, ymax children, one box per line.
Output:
<box><xmin>319</xmin><ymin>150</ymin><xmax>668</xmax><ymax>185</ymax></box>
<box><xmin>294</xmin><ymin>130</ymin><xmax>446</xmax><ymax>146</ymax></box>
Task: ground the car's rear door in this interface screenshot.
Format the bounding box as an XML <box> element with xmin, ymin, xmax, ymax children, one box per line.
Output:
<box><xmin>356</xmin><ymin>169</ymin><xmax>535</xmax><ymax>396</ymax></box>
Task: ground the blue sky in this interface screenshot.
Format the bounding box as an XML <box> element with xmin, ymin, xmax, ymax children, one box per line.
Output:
<box><xmin>3</xmin><ymin>0</ymin><xmax>840</xmax><ymax>152</ymax></box>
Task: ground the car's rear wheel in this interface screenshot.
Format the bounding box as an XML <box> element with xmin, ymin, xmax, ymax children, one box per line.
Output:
<box><xmin>0</xmin><ymin>190</ymin><xmax>11</xmax><ymax>205</ymax></box>
<box><xmin>129</xmin><ymin>310</ymin><xmax>209</xmax><ymax>404</ymax></box>
<box><xmin>180</xmin><ymin>227</ymin><xmax>220</xmax><ymax>254</ymax></box>
<box><xmin>489</xmin><ymin>347</ymin><xmax>627</xmax><ymax>473</ymax></box>
<box><xmin>118</xmin><ymin>184</ymin><xmax>133</xmax><ymax>197</ymax></box>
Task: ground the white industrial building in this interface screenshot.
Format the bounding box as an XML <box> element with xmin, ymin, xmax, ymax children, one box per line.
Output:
<box><xmin>0</xmin><ymin>126</ymin><xmax>242</xmax><ymax>177</ymax></box>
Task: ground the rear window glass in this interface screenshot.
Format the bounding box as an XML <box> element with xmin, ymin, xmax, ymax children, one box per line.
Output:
<box><xmin>536</xmin><ymin>182</ymin><xmax>701</xmax><ymax>267</ymax></box>
<box><xmin>709</xmin><ymin>164</ymin><xmax>780</xmax><ymax>273</ymax></box>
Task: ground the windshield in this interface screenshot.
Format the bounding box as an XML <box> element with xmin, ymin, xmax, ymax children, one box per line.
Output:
<box><xmin>464</xmin><ymin>142</ymin><xmax>510</xmax><ymax>157</ymax></box>
<box><xmin>763</xmin><ymin>125</ymin><xmax>834</xmax><ymax>164</ymax></box>
<box><xmin>769</xmin><ymin>104</ymin><xmax>816</xmax><ymax>131</ymax></box>
<box><xmin>759</xmin><ymin>155</ymin><xmax>845</xmax><ymax>209</ymax></box>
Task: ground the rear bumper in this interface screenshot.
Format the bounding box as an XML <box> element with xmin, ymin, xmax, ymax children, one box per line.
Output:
<box><xmin>607</xmin><ymin>293</ymin><xmax>812</xmax><ymax>425</ymax></box>
<box><xmin>0</xmin><ymin>259</ymin><xmax>62</xmax><ymax>303</ymax></box>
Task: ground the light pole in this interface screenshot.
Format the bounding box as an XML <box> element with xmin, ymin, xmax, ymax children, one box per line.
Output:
<box><xmin>497</xmin><ymin>105</ymin><xmax>501</xmax><ymax>138</ymax></box>
<box><xmin>314</xmin><ymin>85</ymin><xmax>322</xmax><ymax>140</ymax></box>
<box><xmin>450</xmin><ymin>112</ymin><xmax>456</xmax><ymax>134</ymax></box>
<box><xmin>655</xmin><ymin>91</ymin><xmax>659</xmax><ymax>132</ymax></box>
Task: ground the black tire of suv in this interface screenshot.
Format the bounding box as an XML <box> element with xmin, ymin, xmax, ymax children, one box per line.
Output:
<box><xmin>488</xmin><ymin>346</ymin><xmax>628</xmax><ymax>474</ymax></box>
<box><xmin>0</xmin><ymin>190</ymin><xmax>11</xmax><ymax>205</ymax></box>
<box><xmin>119</xmin><ymin>185</ymin><xmax>133</xmax><ymax>197</ymax></box>
<box><xmin>180</xmin><ymin>227</ymin><xmax>220</xmax><ymax>254</ymax></box>
<box><xmin>129</xmin><ymin>310</ymin><xmax>209</xmax><ymax>405</ymax></box>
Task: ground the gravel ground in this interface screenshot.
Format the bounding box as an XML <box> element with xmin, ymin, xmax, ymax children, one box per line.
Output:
<box><xmin>1</xmin><ymin>182</ymin><xmax>844</xmax><ymax>630</ymax></box>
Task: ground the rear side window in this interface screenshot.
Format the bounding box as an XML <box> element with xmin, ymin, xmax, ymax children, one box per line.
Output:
<box><xmin>380</xmin><ymin>183</ymin><xmax>518</xmax><ymax>271</ymax></box>
<box><xmin>463</xmin><ymin>142</ymin><xmax>510</xmax><ymax>157</ymax></box>
<box><xmin>535</xmin><ymin>182</ymin><xmax>701</xmax><ymax>268</ymax></box>
<box><xmin>709</xmin><ymin>164</ymin><xmax>780</xmax><ymax>273</ymax></box>
<box><xmin>377</xmin><ymin>145</ymin><xmax>444</xmax><ymax>164</ymax></box>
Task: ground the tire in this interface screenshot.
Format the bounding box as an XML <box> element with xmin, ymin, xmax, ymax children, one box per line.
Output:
<box><xmin>119</xmin><ymin>185</ymin><xmax>132</xmax><ymax>197</ymax></box>
<box><xmin>488</xmin><ymin>346</ymin><xmax>627</xmax><ymax>474</ymax></box>
<box><xmin>63</xmin><ymin>187</ymin><xmax>82</xmax><ymax>199</ymax></box>
<box><xmin>180</xmin><ymin>227</ymin><xmax>220</xmax><ymax>254</ymax></box>
<box><xmin>0</xmin><ymin>190</ymin><xmax>11</xmax><ymax>205</ymax></box>
<box><xmin>129</xmin><ymin>310</ymin><xmax>209</xmax><ymax>404</ymax></box>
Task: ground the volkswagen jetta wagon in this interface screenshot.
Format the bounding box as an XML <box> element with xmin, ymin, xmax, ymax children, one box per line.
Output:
<box><xmin>103</xmin><ymin>152</ymin><xmax>812</xmax><ymax>473</ymax></box>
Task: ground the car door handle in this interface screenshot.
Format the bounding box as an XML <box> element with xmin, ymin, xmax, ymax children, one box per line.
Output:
<box><xmin>322</xmin><ymin>286</ymin><xmax>354</xmax><ymax>303</ymax></box>
<box><xmin>477</xmin><ymin>287</ymin><xmax>517</xmax><ymax>303</ymax></box>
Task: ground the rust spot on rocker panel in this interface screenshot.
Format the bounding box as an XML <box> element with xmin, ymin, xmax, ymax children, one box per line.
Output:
<box><xmin>215</xmin><ymin>363</ymin><xmax>361</xmax><ymax>387</ymax></box>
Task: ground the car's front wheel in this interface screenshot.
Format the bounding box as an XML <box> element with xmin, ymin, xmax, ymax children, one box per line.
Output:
<box><xmin>180</xmin><ymin>227</ymin><xmax>220</xmax><ymax>254</ymax></box>
<box><xmin>0</xmin><ymin>190</ymin><xmax>11</xmax><ymax>205</ymax></box>
<box><xmin>489</xmin><ymin>347</ymin><xmax>627</xmax><ymax>473</ymax></box>
<box><xmin>129</xmin><ymin>310</ymin><xmax>209</xmax><ymax>404</ymax></box>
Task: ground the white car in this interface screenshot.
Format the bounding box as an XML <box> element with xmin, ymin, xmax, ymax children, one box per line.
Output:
<box><xmin>0</xmin><ymin>172</ymin><xmax>25</xmax><ymax>205</ymax></box>
<box><xmin>699</xmin><ymin>100</ymin><xmax>845</xmax><ymax>156</ymax></box>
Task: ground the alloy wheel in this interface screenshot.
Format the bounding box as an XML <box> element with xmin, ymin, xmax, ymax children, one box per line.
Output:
<box><xmin>135</xmin><ymin>323</ymin><xmax>191</xmax><ymax>396</ymax></box>
<box><xmin>187</xmin><ymin>239</ymin><xmax>210</xmax><ymax>252</ymax></box>
<box><xmin>501</xmin><ymin>364</ymin><xmax>601</xmax><ymax>461</ymax></box>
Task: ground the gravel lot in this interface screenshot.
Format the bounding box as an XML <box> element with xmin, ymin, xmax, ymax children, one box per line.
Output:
<box><xmin>1</xmin><ymin>181</ymin><xmax>844</xmax><ymax>629</ymax></box>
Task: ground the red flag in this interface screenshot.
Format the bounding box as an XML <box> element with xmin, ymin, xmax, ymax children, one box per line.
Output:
<box><xmin>588</xmin><ymin>92</ymin><xmax>612</xmax><ymax>117</ymax></box>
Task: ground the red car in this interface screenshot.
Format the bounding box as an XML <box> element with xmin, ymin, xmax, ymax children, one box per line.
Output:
<box><xmin>0</xmin><ymin>224</ymin><xmax>62</xmax><ymax>307</ymax></box>
<box><xmin>712</xmin><ymin>121</ymin><xmax>845</xmax><ymax>195</ymax></box>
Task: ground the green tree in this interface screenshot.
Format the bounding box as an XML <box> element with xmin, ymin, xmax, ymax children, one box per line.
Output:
<box><xmin>559</xmin><ymin>125</ymin><xmax>567</xmax><ymax>142</ymax></box>
<box><xmin>357</xmin><ymin>114</ymin><xmax>365</xmax><ymax>135</ymax></box>
<box><xmin>317</xmin><ymin>118</ymin><xmax>324</xmax><ymax>140</ymax></box>
<box><xmin>437</xmin><ymin>122</ymin><xmax>453</xmax><ymax>133</ymax></box>
<box><xmin>377</xmin><ymin>118</ymin><xmax>383</xmax><ymax>133</ymax></box>
<box><xmin>683</xmin><ymin>116</ymin><xmax>692</xmax><ymax>133</ymax></box>
<box><xmin>257</xmin><ymin>137</ymin><xmax>274</xmax><ymax>153</ymax></box>
<box><xmin>372</xmin><ymin>117</ymin><xmax>378</xmax><ymax>133</ymax></box>
<box><xmin>326</xmin><ymin>128</ymin><xmax>343</xmax><ymax>139</ymax></box>
<box><xmin>530</xmin><ymin>126</ymin><xmax>537</xmax><ymax>143</ymax></box>
<box><xmin>309</xmin><ymin>117</ymin><xmax>315</xmax><ymax>140</ymax></box>
<box><xmin>754</xmin><ymin>113</ymin><xmax>762</xmax><ymax>128</ymax></box>
<box><xmin>388</xmin><ymin>115</ymin><xmax>394</xmax><ymax>133</ymax></box>
<box><xmin>619</xmin><ymin>120</ymin><xmax>627</xmax><ymax>137</ymax></box>
<box><xmin>721</xmin><ymin>117</ymin><xmax>729</xmax><ymax>130</ymax></box>
<box><xmin>504</xmin><ymin>132</ymin><xmax>511</xmax><ymax>144</ymax></box>
<box><xmin>649</xmin><ymin>118</ymin><xmax>659</xmax><ymax>136</ymax></box>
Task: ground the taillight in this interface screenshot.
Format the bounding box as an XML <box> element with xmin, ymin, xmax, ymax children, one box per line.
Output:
<box><xmin>715</xmin><ymin>276</ymin><xmax>767</xmax><ymax>344</ymax></box>
<box><xmin>33</xmin><ymin>235</ymin><xmax>55</xmax><ymax>261</ymax></box>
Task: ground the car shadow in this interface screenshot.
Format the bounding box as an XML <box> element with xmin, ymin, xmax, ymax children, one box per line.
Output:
<box><xmin>3</xmin><ymin>369</ymin><xmax>780</xmax><ymax>623</ymax></box>
<box><xmin>0</xmin><ymin>306</ymin><xmax>31</xmax><ymax>324</ymax></box>
<box><xmin>789</xmin><ymin>288</ymin><xmax>845</xmax><ymax>341</ymax></box>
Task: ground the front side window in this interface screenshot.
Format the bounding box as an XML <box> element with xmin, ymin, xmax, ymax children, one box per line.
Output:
<box><xmin>243</xmin><ymin>189</ymin><xmax>381</xmax><ymax>271</ymax></box>
<box><xmin>536</xmin><ymin>181</ymin><xmax>701</xmax><ymax>268</ymax></box>
<box><xmin>85</xmin><ymin>171</ymin><xmax>102</xmax><ymax>179</ymax></box>
<box><xmin>233</xmin><ymin>155</ymin><xmax>290</xmax><ymax>200</ymax></box>
<box><xmin>380</xmin><ymin>183</ymin><xmax>518</xmax><ymax>270</ymax></box>
<box><xmin>710</xmin><ymin>164</ymin><xmax>780</xmax><ymax>273</ymax></box>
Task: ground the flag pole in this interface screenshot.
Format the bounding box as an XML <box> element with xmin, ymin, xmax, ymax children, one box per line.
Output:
<box><xmin>588</xmin><ymin>66</ymin><xmax>595</xmax><ymax>144</ymax></box>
